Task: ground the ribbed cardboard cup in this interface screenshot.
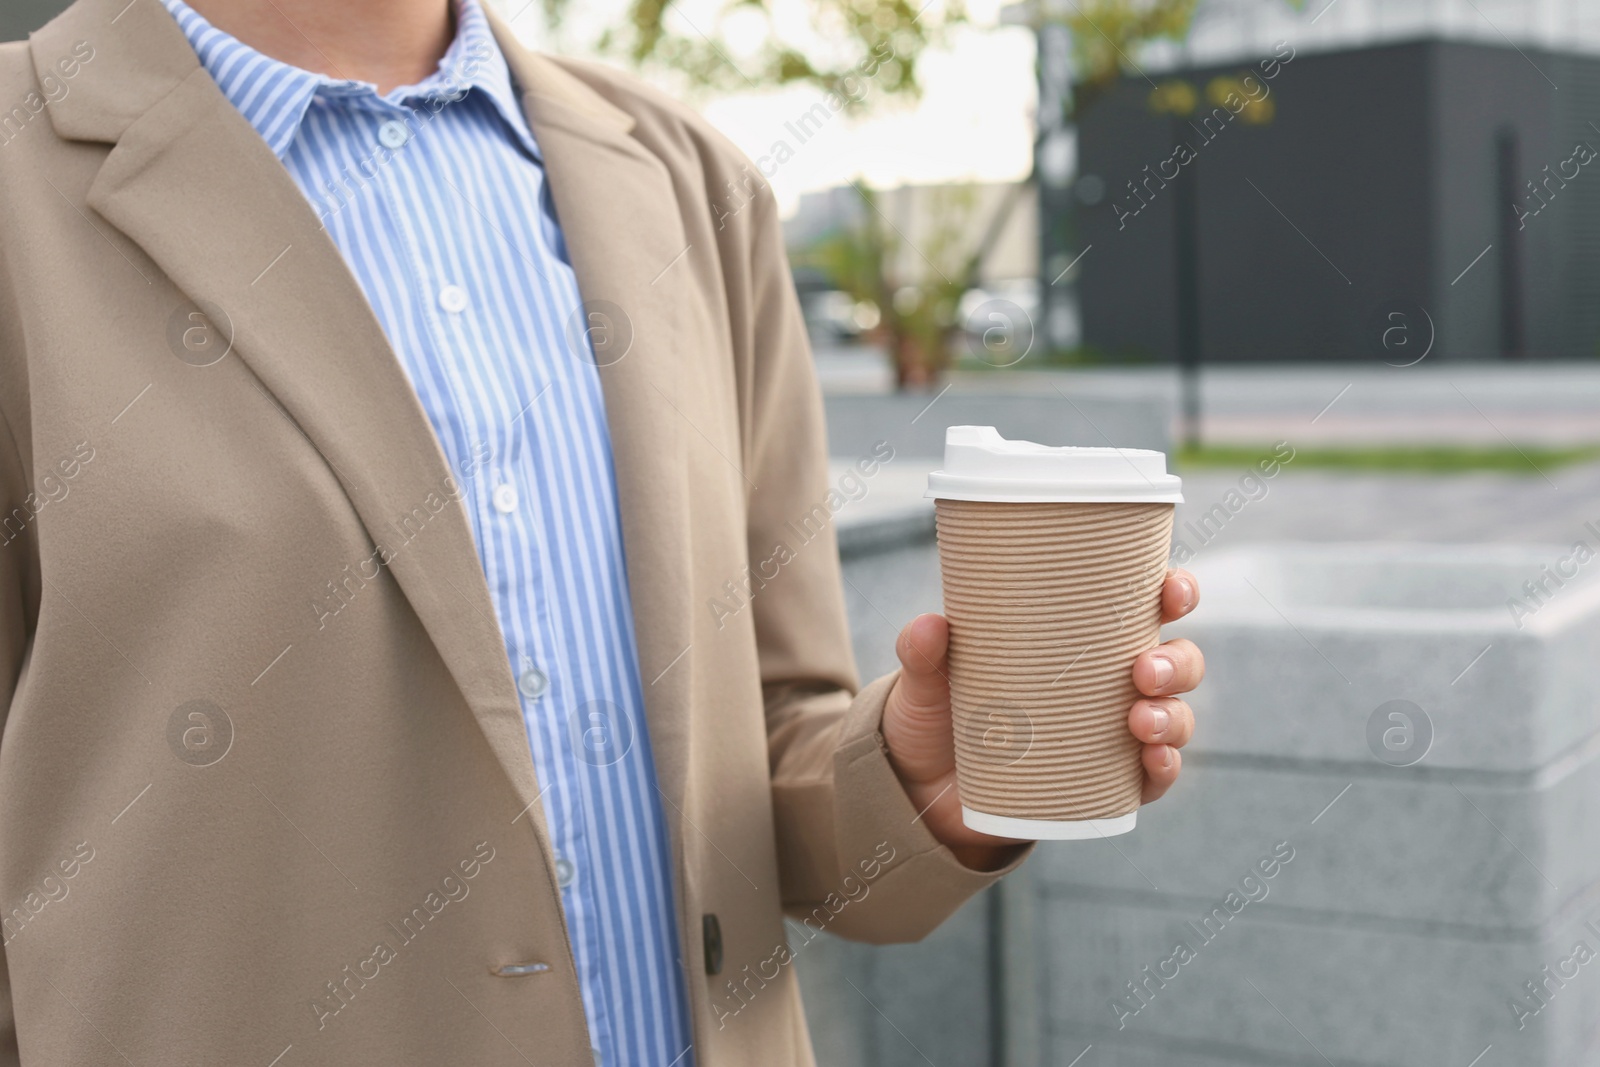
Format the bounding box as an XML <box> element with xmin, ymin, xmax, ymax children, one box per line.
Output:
<box><xmin>927</xmin><ymin>427</ymin><xmax>1182</xmax><ymax>841</ymax></box>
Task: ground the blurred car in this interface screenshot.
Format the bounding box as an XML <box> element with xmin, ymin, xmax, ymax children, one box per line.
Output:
<box><xmin>957</xmin><ymin>278</ymin><xmax>1042</xmax><ymax>337</ymax></box>
<box><xmin>802</xmin><ymin>288</ymin><xmax>881</xmax><ymax>343</ymax></box>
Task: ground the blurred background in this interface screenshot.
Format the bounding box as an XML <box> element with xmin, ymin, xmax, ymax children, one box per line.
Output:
<box><xmin>12</xmin><ymin>0</ymin><xmax>1600</xmax><ymax>1062</ymax></box>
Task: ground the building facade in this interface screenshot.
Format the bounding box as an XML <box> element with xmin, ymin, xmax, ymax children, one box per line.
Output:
<box><xmin>1075</xmin><ymin>37</ymin><xmax>1600</xmax><ymax>361</ymax></box>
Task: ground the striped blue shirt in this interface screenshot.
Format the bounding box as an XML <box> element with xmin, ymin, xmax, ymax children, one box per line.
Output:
<box><xmin>157</xmin><ymin>1</ymin><xmax>695</xmax><ymax>1062</ymax></box>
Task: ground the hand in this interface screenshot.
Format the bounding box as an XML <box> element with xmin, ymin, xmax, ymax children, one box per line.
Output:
<box><xmin>882</xmin><ymin>569</ymin><xmax>1204</xmax><ymax>870</ymax></box>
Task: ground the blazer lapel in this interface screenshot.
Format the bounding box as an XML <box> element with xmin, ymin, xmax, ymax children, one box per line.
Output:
<box><xmin>490</xmin><ymin>20</ymin><xmax>697</xmax><ymax>824</ymax></box>
<box><xmin>37</xmin><ymin>0</ymin><xmax>700</xmax><ymax>838</ymax></box>
<box><xmin>35</xmin><ymin>0</ymin><xmax>544</xmax><ymax>828</ymax></box>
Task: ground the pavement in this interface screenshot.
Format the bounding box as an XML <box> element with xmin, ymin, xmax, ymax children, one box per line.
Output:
<box><xmin>1173</xmin><ymin>460</ymin><xmax>1600</xmax><ymax>548</ymax></box>
<box><xmin>832</xmin><ymin>455</ymin><xmax>1600</xmax><ymax>549</ymax></box>
<box><xmin>813</xmin><ymin>344</ymin><xmax>1600</xmax><ymax>447</ymax></box>
<box><xmin>818</xmin><ymin>346</ymin><xmax>1600</xmax><ymax>548</ymax></box>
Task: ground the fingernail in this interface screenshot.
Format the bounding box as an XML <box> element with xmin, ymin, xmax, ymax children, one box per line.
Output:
<box><xmin>1179</xmin><ymin>577</ymin><xmax>1196</xmax><ymax>610</ymax></box>
<box><xmin>1149</xmin><ymin>705</ymin><xmax>1170</xmax><ymax>736</ymax></box>
<box><xmin>1162</xmin><ymin>746</ymin><xmax>1174</xmax><ymax>769</ymax></box>
<box><xmin>1150</xmin><ymin>655</ymin><xmax>1174</xmax><ymax>689</ymax></box>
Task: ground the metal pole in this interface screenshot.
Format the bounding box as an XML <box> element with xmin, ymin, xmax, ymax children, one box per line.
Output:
<box><xmin>987</xmin><ymin>885</ymin><xmax>1007</xmax><ymax>1066</ymax></box>
<box><xmin>1495</xmin><ymin>127</ymin><xmax>1526</xmax><ymax>360</ymax></box>
<box><xmin>1034</xmin><ymin>16</ymin><xmax>1078</xmax><ymax>354</ymax></box>
<box><xmin>1174</xmin><ymin>114</ymin><xmax>1204</xmax><ymax>449</ymax></box>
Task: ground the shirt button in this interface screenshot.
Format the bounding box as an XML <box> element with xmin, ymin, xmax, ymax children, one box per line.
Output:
<box><xmin>377</xmin><ymin>119</ymin><xmax>410</xmax><ymax>149</ymax></box>
<box><xmin>491</xmin><ymin>483</ymin><xmax>518</xmax><ymax>513</ymax></box>
<box><xmin>555</xmin><ymin>854</ymin><xmax>576</xmax><ymax>888</ymax></box>
<box><xmin>439</xmin><ymin>285</ymin><xmax>469</xmax><ymax>313</ymax></box>
<box><xmin>518</xmin><ymin>667</ymin><xmax>549</xmax><ymax>699</ymax></box>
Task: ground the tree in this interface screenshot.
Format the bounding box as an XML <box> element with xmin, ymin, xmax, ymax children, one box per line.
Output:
<box><xmin>536</xmin><ymin>0</ymin><xmax>1253</xmax><ymax>388</ymax></box>
<box><xmin>1057</xmin><ymin>0</ymin><xmax>1201</xmax><ymax>99</ymax></box>
<box><xmin>536</xmin><ymin>0</ymin><xmax>1210</xmax><ymax>105</ymax></box>
<box><xmin>537</xmin><ymin>0</ymin><xmax>961</xmax><ymax>103</ymax></box>
<box><xmin>799</xmin><ymin>181</ymin><xmax>978</xmax><ymax>388</ymax></box>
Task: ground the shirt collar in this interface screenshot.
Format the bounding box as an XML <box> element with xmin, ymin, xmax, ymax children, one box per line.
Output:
<box><xmin>158</xmin><ymin>0</ymin><xmax>539</xmax><ymax>160</ymax></box>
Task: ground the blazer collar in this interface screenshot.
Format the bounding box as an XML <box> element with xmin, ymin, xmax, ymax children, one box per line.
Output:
<box><xmin>32</xmin><ymin>0</ymin><xmax>201</xmax><ymax>143</ymax></box>
<box><xmin>32</xmin><ymin>0</ymin><xmax>696</xmax><ymax>851</ymax></box>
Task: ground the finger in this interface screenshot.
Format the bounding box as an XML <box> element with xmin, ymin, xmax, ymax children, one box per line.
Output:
<box><xmin>1161</xmin><ymin>568</ymin><xmax>1200</xmax><ymax>623</ymax></box>
<box><xmin>1128</xmin><ymin>697</ymin><xmax>1194</xmax><ymax>748</ymax></box>
<box><xmin>1141</xmin><ymin>744</ymin><xmax>1181</xmax><ymax>804</ymax></box>
<box><xmin>1132</xmin><ymin>638</ymin><xmax>1205</xmax><ymax>697</ymax></box>
<box><xmin>892</xmin><ymin>613</ymin><xmax>951</xmax><ymax>717</ymax></box>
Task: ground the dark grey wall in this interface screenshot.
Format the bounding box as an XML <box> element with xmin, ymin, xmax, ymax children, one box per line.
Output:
<box><xmin>1</xmin><ymin>0</ymin><xmax>69</xmax><ymax>41</ymax></box>
<box><xmin>1428</xmin><ymin>43</ymin><xmax>1564</xmax><ymax>360</ymax></box>
<box><xmin>1078</xmin><ymin>42</ymin><xmax>1436</xmax><ymax>362</ymax></box>
<box><xmin>1200</xmin><ymin>42</ymin><xmax>1433</xmax><ymax>362</ymax></box>
<box><xmin>1072</xmin><ymin>75</ymin><xmax>1184</xmax><ymax>362</ymax></box>
<box><xmin>1542</xmin><ymin>52</ymin><xmax>1600</xmax><ymax>358</ymax></box>
<box><xmin>1077</xmin><ymin>39</ymin><xmax>1597</xmax><ymax>361</ymax></box>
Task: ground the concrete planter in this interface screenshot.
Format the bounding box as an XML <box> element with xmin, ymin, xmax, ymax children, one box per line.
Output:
<box><xmin>801</xmin><ymin>529</ymin><xmax>1600</xmax><ymax>1066</ymax></box>
<box><xmin>1042</xmin><ymin>543</ymin><xmax>1600</xmax><ymax>1067</ymax></box>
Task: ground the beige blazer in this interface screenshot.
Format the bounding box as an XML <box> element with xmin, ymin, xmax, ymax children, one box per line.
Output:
<box><xmin>0</xmin><ymin>1</ymin><xmax>1019</xmax><ymax>1063</ymax></box>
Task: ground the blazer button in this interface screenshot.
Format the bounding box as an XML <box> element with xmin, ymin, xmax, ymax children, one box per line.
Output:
<box><xmin>702</xmin><ymin>913</ymin><xmax>723</xmax><ymax>975</ymax></box>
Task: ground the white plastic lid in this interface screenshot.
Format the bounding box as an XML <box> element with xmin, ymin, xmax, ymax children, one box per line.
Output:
<box><xmin>925</xmin><ymin>425</ymin><xmax>1183</xmax><ymax>504</ymax></box>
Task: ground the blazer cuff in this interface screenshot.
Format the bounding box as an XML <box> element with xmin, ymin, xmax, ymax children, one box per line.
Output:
<box><xmin>826</xmin><ymin>670</ymin><xmax>1033</xmax><ymax>944</ymax></box>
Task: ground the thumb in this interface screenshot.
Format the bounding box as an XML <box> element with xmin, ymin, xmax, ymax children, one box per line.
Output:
<box><xmin>892</xmin><ymin>613</ymin><xmax>952</xmax><ymax>718</ymax></box>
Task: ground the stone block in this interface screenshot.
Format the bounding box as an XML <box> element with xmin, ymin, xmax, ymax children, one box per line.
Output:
<box><xmin>1030</xmin><ymin>752</ymin><xmax>1600</xmax><ymax>929</ymax></box>
<box><xmin>1169</xmin><ymin>544</ymin><xmax>1600</xmax><ymax>772</ymax></box>
<box><xmin>1043</xmin><ymin>892</ymin><xmax>1599</xmax><ymax>1066</ymax></box>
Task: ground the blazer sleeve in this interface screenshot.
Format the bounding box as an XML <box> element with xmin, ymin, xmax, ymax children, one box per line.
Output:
<box><xmin>0</xmin><ymin>405</ymin><xmax>31</xmax><ymax>728</ymax></box>
<box><xmin>736</xmin><ymin>192</ymin><xmax>1028</xmax><ymax>944</ymax></box>
<box><xmin>0</xmin><ymin>399</ymin><xmax>30</xmax><ymax>1063</ymax></box>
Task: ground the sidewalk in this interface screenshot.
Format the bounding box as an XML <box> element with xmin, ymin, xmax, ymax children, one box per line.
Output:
<box><xmin>814</xmin><ymin>344</ymin><xmax>1600</xmax><ymax>447</ymax></box>
<box><xmin>832</xmin><ymin>455</ymin><xmax>1600</xmax><ymax>549</ymax></box>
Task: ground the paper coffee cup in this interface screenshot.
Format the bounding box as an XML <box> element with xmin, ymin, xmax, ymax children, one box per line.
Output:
<box><xmin>926</xmin><ymin>426</ymin><xmax>1183</xmax><ymax>840</ymax></box>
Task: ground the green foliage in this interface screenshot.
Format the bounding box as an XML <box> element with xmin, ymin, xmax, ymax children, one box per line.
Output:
<box><xmin>547</xmin><ymin>0</ymin><xmax>960</xmax><ymax>101</ymax></box>
<box><xmin>538</xmin><ymin>0</ymin><xmax>1243</xmax><ymax>104</ymax></box>
<box><xmin>797</xmin><ymin>181</ymin><xmax>979</xmax><ymax>383</ymax></box>
<box><xmin>1177</xmin><ymin>443</ymin><xmax>1600</xmax><ymax>476</ymax></box>
<box><xmin>955</xmin><ymin>342</ymin><xmax>1152</xmax><ymax>368</ymax></box>
<box><xmin>1059</xmin><ymin>0</ymin><xmax>1200</xmax><ymax>92</ymax></box>
<box><xmin>1062</xmin><ymin>0</ymin><xmax>1306</xmax><ymax>110</ymax></box>
<box><xmin>802</xmin><ymin>182</ymin><xmax>884</xmax><ymax>301</ymax></box>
